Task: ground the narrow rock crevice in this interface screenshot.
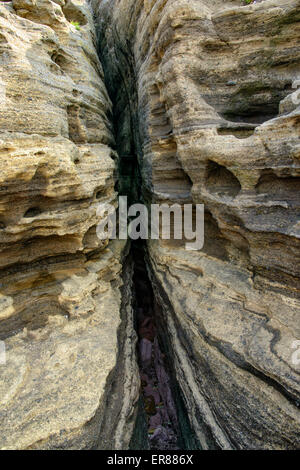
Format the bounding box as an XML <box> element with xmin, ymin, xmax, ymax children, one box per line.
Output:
<box><xmin>132</xmin><ymin>241</ymin><xmax>179</xmax><ymax>450</ymax></box>
<box><xmin>130</xmin><ymin>240</ymin><xmax>201</xmax><ymax>450</ymax></box>
<box><xmin>96</xmin><ymin>19</ymin><xmax>198</xmax><ymax>449</ymax></box>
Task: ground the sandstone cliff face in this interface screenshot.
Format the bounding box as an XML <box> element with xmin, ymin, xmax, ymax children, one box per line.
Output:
<box><xmin>0</xmin><ymin>0</ymin><xmax>299</xmax><ymax>451</ymax></box>
<box><xmin>0</xmin><ymin>1</ymin><xmax>139</xmax><ymax>449</ymax></box>
<box><xmin>94</xmin><ymin>0</ymin><xmax>300</xmax><ymax>449</ymax></box>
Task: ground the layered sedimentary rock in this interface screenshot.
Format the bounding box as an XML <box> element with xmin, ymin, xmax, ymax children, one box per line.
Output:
<box><xmin>0</xmin><ymin>0</ymin><xmax>139</xmax><ymax>449</ymax></box>
<box><xmin>94</xmin><ymin>0</ymin><xmax>300</xmax><ymax>449</ymax></box>
<box><xmin>1</xmin><ymin>0</ymin><xmax>299</xmax><ymax>451</ymax></box>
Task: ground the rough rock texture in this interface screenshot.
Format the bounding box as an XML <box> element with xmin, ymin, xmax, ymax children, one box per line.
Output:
<box><xmin>0</xmin><ymin>1</ymin><xmax>139</xmax><ymax>449</ymax></box>
<box><xmin>94</xmin><ymin>0</ymin><xmax>300</xmax><ymax>449</ymax></box>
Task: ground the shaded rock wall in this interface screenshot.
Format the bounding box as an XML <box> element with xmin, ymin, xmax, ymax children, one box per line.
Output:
<box><xmin>0</xmin><ymin>0</ymin><xmax>139</xmax><ymax>449</ymax></box>
<box><xmin>93</xmin><ymin>0</ymin><xmax>300</xmax><ymax>449</ymax></box>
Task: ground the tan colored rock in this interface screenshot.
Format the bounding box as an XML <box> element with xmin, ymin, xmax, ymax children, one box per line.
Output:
<box><xmin>1</xmin><ymin>0</ymin><xmax>299</xmax><ymax>450</ymax></box>
<box><xmin>0</xmin><ymin>0</ymin><xmax>139</xmax><ymax>449</ymax></box>
<box><xmin>95</xmin><ymin>0</ymin><xmax>300</xmax><ymax>449</ymax></box>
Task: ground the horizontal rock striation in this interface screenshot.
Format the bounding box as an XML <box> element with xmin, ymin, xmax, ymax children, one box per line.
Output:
<box><xmin>94</xmin><ymin>0</ymin><xmax>300</xmax><ymax>449</ymax></box>
<box><xmin>0</xmin><ymin>0</ymin><xmax>139</xmax><ymax>449</ymax></box>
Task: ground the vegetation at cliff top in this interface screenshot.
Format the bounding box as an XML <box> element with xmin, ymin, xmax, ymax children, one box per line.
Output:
<box><xmin>71</xmin><ymin>21</ymin><xmax>81</xmax><ymax>31</ymax></box>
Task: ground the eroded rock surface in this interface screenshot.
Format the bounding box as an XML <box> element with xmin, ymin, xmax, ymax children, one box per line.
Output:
<box><xmin>94</xmin><ymin>0</ymin><xmax>300</xmax><ymax>449</ymax></box>
<box><xmin>0</xmin><ymin>0</ymin><xmax>299</xmax><ymax>451</ymax></box>
<box><xmin>0</xmin><ymin>1</ymin><xmax>139</xmax><ymax>449</ymax></box>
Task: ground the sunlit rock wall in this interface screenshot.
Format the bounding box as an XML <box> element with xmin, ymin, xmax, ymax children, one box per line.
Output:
<box><xmin>0</xmin><ymin>0</ymin><xmax>139</xmax><ymax>449</ymax></box>
<box><xmin>94</xmin><ymin>0</ymin><xmax>300</xmax><ymax>449</ymax></box>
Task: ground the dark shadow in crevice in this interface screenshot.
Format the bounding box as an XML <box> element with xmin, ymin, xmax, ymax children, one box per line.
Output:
<box><xmin>131</xmin><ymin>240</ymin><xmax>200</xmax><ymax>450</ymax></box>
<box><xmin>217</xmin><ymin>126</ymin><xmax>256</xmax><ymax>139</ymax></box>
<box><xmin>205</xmin><ymin>160</ymin><xmax>241</xmax><ymax>198</ymax></box>
<box><xmin>23</xmin><ymin>207</ymin><xmax>42</xmax><ymax>218</ymax></box>
<box><xmin>131</xmin><ymin>241</ymin><xmax>179</xmax><ymax>450</ymax></box>
<box><xmin>220</xmin><ymin>112</ymin><xmax>277</xmax><ymax>125</ymax></box>
<box><xmin>218</xmin><ymin>82</ymin><xmax>289</xmax><ymax>125</ymax></box>
<box><xmin>255</xmin><ymin>170</ymin><xmax>300</xmax><ymax>203</ymax></box>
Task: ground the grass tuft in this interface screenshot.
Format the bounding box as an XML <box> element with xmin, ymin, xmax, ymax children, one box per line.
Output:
<box><xmin>71</xmin><ymin>21</ymin><xmax>81</xmax><ymax>31</ymax></box>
